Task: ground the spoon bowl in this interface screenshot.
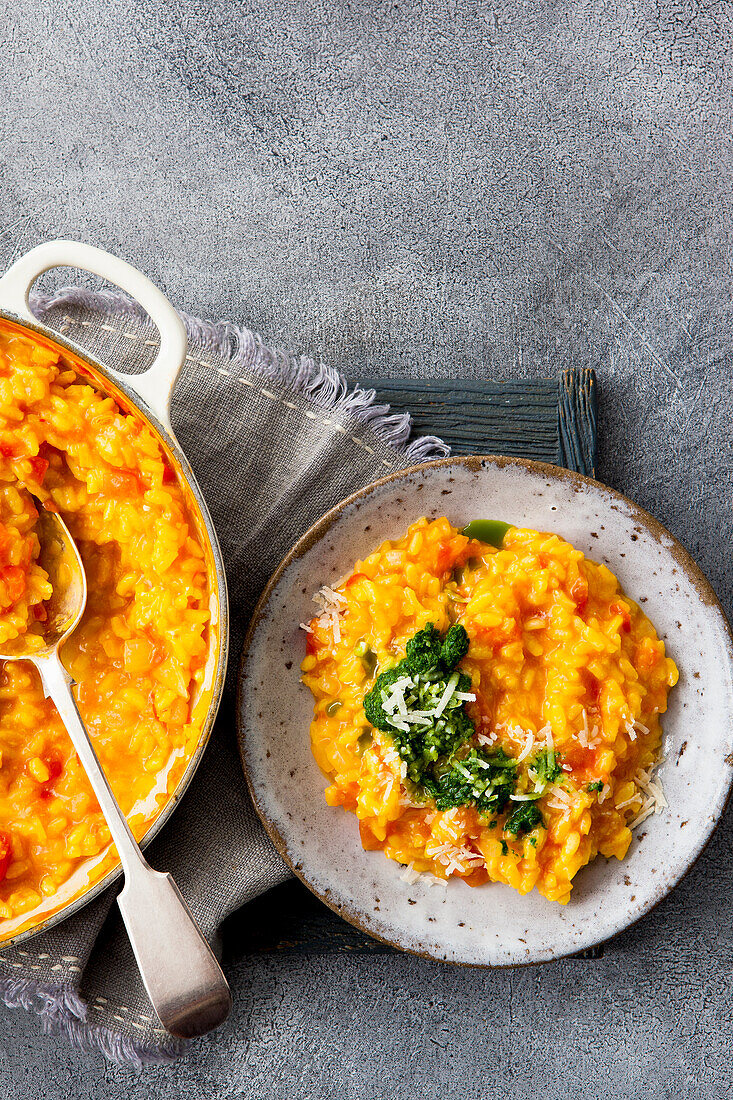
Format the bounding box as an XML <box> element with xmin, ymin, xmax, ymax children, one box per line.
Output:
<box><xmin>34</xmin><ymin>508</ymin><xmax>87</xmax><ymax>650</ymax></box>
<box><xmin>0</xmin><ymin>508</ymin><xmax>86</xmax><ymax>662</ymax></box>
<box><xmin>0</xmin><ymin>496</ymin><xmax>231</xmax><ymax>1038</ymax></box>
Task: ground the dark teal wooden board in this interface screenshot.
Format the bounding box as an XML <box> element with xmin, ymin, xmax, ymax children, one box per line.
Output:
<box><xmin>359</xmin><ymin>368</ymin><xmax>597</xmax><ymax>476</ymax></box>
<box><xmin>226</xmin><ymin>368</ymin><xmax>598</xmax><ymax>956</ymax></box>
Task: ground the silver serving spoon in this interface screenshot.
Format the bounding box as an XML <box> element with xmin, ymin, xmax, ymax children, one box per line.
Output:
<box><xmin>0</xmin><ymin>504</ymin><xmax>231</xmax><ymax>1038</ymax></box>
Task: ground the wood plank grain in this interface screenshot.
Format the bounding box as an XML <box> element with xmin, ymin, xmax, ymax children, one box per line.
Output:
<box><xmin>359</xmin><ymin>377</ymin><xmax>560</xmax><ymax>462</ymax></box>
<box><xmin>558</xmin><ymin>369</ymin><xmax>597</xmax><ymax>477</ymax></box>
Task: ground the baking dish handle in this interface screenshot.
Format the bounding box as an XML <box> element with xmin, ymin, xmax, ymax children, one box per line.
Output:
<box><xmin>0</xmin><ymin>240</ymin><xmax>186</xmax><ymax>435</ymax></box>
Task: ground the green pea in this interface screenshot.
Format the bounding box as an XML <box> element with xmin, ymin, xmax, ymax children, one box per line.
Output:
<box><xmin>354</xmin><ymin>638</ymin><xmax>377</xmax><ymax>676</ymax></box>
<box><xmin>326</xmin><ymin>701</ymin><xmax>343</xmax><ymax>716</ymax></box>
<box><xmin>357</xmin><ymin>729</ymin><xmax>373</xmax><ymax>753</ymax></box>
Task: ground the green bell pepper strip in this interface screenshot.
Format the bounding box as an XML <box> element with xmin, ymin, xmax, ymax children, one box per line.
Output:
<box><xmin>461</xmin><ymin>519</ymin><xmax>512</xmax><ymax>548</ymax></box>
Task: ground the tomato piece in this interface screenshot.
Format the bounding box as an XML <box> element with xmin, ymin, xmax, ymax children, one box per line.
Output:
<box><xmin>635</xmin><ymin>637</ymin><xmax>660</xmax><ymax>671</ymax></box>
<box><xmin>46</xmin><ymin>758</ymin><xmax>63</xmax><ymax>782</ymax></box>
<box><xmin>389</xmin><ymin>808</ymin><xmax>432</xmax><ymax>848</ymax></box>
<box><xmin>19</xmin><ymin>534</ymin><xmax>36</xmax><ymax>568</ymax></box>
<box><xmin>435</xmin><ymin>538</ymin><xmax>469</xmax><ymax>576</ymax></box>
<box><xmin>0</xmin><ymin>832</ymin><xmax>12</xmax><ymax>882</ymax></box>
<box><xmin>305</xmin><ymin>630</ymin><xmax>318</xmax><ymax>656</ymax></box>
<box><xmin>161</xmin><ymin>461</ymin><xmax>177</xmax><ymax>485</ymax></box>
<box><xmin>104</xmin><ymin>470</ymin><xmax>143</xmax><ymax>497</ymax></box>
<box><xmin>1</xmin><ymin>565</ymin><xmax>26</xmax><ymax>602</ymax></box>
<box><xmin>344</xmin><ymin>572</ymin><xmax>368</xmax><ymax>588</ymax></box>
<box><xmin>610</xmin><ymin>600</ymin><xmax>631</xmax><ymax>632</ymax></box>
<box><xmin>464</xmin><ymin>867</ymin><xmax>490</xmax><ymax>887</ymax></box>
<box><xmin>581</xmin><ymin>670</ymin><xmax>601</xmax><ymax>705</ymax></box>
<box><xmin>359</xmin><ymin>820</ymin><xmax>383</xmax><ymax>850</ymax></box>
<box><xmin>32</xmin><ymin>602</ymin><xmax>48</xmax><ymax>621</ymax></box>
<box><xmin>560</xmin><ymin>743</ymin><xmax>600</xmax><ymax>780</ymax></box>
<box><xmin>28</xmin><ymin>455</ymin><xmax>49</xmax><ymax>483</ymax></box>
<box><xmin>473</xmin><ymin>617</ymin><xmax>521</xmax><ymax>655</ymax></box>
<box><xmin>570</xmin><ymin>576</ymin><xmax>589</xmax><ymax>615</ymax></box>
<box><xmin>0</xmin><ymin>441</ymin><xmax>22</xmax><ymax>459</ymax></box>
<box><xmin>37</xmin><ymin>756</ymin><xmax>64</xmax><ymax>801</ymax></box>
<box><xmin>435</xmin><ymin>545</ymin><xmax>450</xmax><ymax>574</ymax></box>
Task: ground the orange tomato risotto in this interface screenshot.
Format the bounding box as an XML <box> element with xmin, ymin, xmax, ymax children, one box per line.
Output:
<box><xmin>0</xmin><ymin>323</ymin><xmax>211</xmax><ymax>928</ymax></box>
<box><xmin>301</xmin><ymin>517</ymin><xmax>679</xmax><ymax>904</ymax></box>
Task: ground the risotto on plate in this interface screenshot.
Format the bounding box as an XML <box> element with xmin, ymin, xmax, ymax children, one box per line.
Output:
<box><xmin>0</xmin><ymin>323</ymin><xmax>211</xmax><ymax>930</ymax></box>
<box><xmin>301</xmin><ymin>517</ymin><xmax>679</xmax><ymax>904</ymax></box>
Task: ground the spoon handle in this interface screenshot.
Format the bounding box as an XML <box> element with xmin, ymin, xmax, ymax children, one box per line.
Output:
<box><xmin>35</xmin><ymin>653</ymin><xmax>232</xmax><ymax>1039</ymax></box>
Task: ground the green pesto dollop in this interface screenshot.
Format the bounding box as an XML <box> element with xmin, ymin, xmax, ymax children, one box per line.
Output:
<box><xmin>363</xmin><ymin>623</ymin><xmax>539</xmax><ymax>825</ymax></box>
<box><xmin>362</xmin><ymin>625</ymin><xmax>561</xmax><ymax>836</ymax></box>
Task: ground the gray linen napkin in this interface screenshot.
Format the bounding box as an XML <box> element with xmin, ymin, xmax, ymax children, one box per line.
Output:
<box><xmin>0</xmin><ymin>287</ymin><xmax>449</xmax><ymax>1065</ymax></box>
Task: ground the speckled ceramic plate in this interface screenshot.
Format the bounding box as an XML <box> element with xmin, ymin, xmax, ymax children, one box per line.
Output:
<box><xmin>238</xmin><ymin>457</ymin><xmax>733</xmax><ymax>965</ymax></box>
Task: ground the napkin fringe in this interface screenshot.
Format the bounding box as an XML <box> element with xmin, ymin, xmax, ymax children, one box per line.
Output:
<box><xmin>0</xmin><ymin>975</ymin><xmax>181</xmax><ymax>1068</ymax></box>
<box><xmin>31</xmin><ymin>287</ymin><xmax>450</xmax><ymax>462</ymax></box>
<box><xmin>51</xmin><ymin>1012</ymin><xmax>182</xmax><ymax>1068</ymax></box>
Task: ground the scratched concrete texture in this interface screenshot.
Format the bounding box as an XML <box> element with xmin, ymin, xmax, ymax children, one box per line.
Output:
<box><xmin>1</xmin><ymin>0</ymin><xmax>733</xmax><ymax>1095</ymax></box>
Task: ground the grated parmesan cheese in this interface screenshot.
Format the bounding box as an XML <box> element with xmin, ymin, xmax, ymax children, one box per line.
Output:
<box><xmin>477</xmin><ymin>731</ymin><xmax>497</xmax><ymax>746</ymax></box>
<box><xmin>628</xmin><ymin>800</ymin><xmax>656</xmax><ymax>830</ymax></box>
<box><xmin>400</xmin><ymin>862</ymin><xmax>421</xmax><ymax>885</ymax></box>
<box><xmin>634</xmin><ymin>763</ymin><xmax>668</xmax><ymax>811</ymax></box>
<box><xmin>381</xmin><ymin>676</ymin><xmax>416</xmax><ymax>717</ymax></box>
<box><xmin>432</xmin><ymin>671</ymin><xmax>460</xmax><ymax>719</ymax></box>
<box><xmin>516</xmin><ymin>730</ymin><xmax>535</xmax><ymax>763</ymax></box>
<box><xmin>427</xmin><ymin>840</ymin><xmax>485</xmax><ymax>876</ymax></box>
<box><xmin>398</xmin><ymin>711</ymin><xmax>437</xmax><ymax>725</ymax></box>
<box><xmin>316</xmin><ymin>585</ymin><xmax>346</xmax><ymax>606</ymax></box>
<box><xmin>309</xmin><ymin>584</ymin><xmax>349</xmax><ymax>644</ymax></box>
<box><xmin>399</xmin><ymin>860</ymin><xmax>449</xmax><ymax>888</ymax></box>
<box><xmin>615</xmin><ymin>792</ymin><xmax>643</xmax><ymax>811</ymax></box>
<box><xmin>539</xmin><ymin>722</ymin><xmax>554</xmax><ymax>754</ymax></box>
<box><xmin>578</xmin><ymin>710</ymin><xmax>590</xmax><ymax>748</ymax></box>
<box><xmin>622</xmin><ymin>756</ymin><xmax>669</xmax><ymax>828</ymax></box>
<box><xmin>597</xmin><ymin>783</ymin><xmax>612</xmax><ymax>804</ymax></box>
<box><xmin>428</xmin><ymin>875</ymin><xmax>448</xmax><ymax>888</ymax></box>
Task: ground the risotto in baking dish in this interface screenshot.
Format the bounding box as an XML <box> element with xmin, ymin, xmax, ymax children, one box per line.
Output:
<box><xmin>301</xmin><ymin>517</ymin><xmax>679</xmax><ymax>904</ymax></box>
<box><xmin>0</xmin><ymin>323</ymin><xmax>211</xmax><ymax>928</ymax></box>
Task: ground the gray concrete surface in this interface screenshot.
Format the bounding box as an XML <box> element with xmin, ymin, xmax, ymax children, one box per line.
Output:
<box><xmin>1</xmin><ymin>0</ymin><xmax>732</xmax><ymax>1095</ymax></box>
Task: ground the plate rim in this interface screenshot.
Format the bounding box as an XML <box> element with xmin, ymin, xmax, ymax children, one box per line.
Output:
<box><xmin>237</xmin><ymin>454</ymin><xmax>733</xmax><ymax>965</ymax></box>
